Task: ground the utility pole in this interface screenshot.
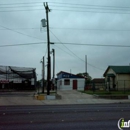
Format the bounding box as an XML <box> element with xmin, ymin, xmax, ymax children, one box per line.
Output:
<box><xmin>42</xmin><ymin>56</ymin><xmax>45</xmax><ymax>93</ymax></box>
<box><xmin>85</xmin><ymin>55</ymin><xmax>87</xmax><ymax>90</ymax></box>
<box><xmin>85</xmin><ymin>55</ymin><xmax>87</xmax><ymax>75</ymax></box>
<box><xmin>44</xmin><ymin>2</ymin><xmax>51</xmax><ymax>95</ymax></box>
<box><xmin>52</xmin><ymin>49</ymin><xmax>55</xmax><ymax>81</ymax></box>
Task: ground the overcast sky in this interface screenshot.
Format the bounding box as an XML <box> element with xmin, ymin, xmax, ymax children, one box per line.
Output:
<box><xmin>0</xmin><ymin>0</ymin><xmax>130</xmax><ymax>80</ymax></box>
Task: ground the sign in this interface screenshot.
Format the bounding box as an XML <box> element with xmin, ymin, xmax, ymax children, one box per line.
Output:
<box><xmin>118</xmin><ymin>118</ymin><xmax>130</xmax><ymax>130</ymax></box>
<box><xmin>0</xmin><ymin>80</ymin><xmax>9</xmax><ymax>84</ymax></box>
<box><xmin>13</xmin><ymin>80</ymin><xmax>22</xmax><ymax>83</ymax></box>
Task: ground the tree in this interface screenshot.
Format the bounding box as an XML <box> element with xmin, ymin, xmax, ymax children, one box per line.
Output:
<box><xmin>77</xmin><ymin>72</ymin><xmax>92</xmax><ymax>84</ymax></box>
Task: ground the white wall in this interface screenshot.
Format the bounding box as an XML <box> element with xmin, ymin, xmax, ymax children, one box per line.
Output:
<box><xmin>117</xmin><ymin>74</ymin><xmax>130</xmax><ymax>90</ymax></box>
<box><xmin>77</xmin><ymin>79</ymin><xmax>85</xmax><ymax>90</ymax></box>
<box><xmin>57</xmin><ymin>78</ymin><xmax>85</xmax><ymax>90</ymax></box>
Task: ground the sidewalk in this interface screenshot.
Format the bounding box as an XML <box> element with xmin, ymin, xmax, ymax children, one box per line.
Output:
<box><xmin>0</xmin><ymin>90</ymin><xmax>130</xmax><ymax>106</ymax></box>
<box><xmin>42</xmin><ymin>90</ymin><xmax>130</xmax><ymax>105</ymax></box>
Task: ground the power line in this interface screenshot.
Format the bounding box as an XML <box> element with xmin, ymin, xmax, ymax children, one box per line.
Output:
<box><xmin>50</xmin><ymin>30</ymin><xmax>104</xmax><ymax>71</ymax></box>
<box><xmin>0</xmin><ymin>8</ymin><xmax>130</xmax><ymax>14</ymax></box>
<box><xmin>0</xmin><ymin>5</ymin><xmax>43</xmax><ymax>8</ymax></box>
<box><xmin>0</xmin><ymin>2</ymin><xmax>42</xmax><ymax>5</ymax></box>
<box><xmin>0</xmin><ymin>1</ymin><xmax>130</xmax><ymax>9</ymax></box>
<box><xmin>0</xmin><ymin>42</ymin><xmax>46</xmax><ymax>47</ymax></box>
<box><xmin>52</xmin><ymin>9</ymin><xmax>130</xmax><ymax>14</ymax></box>
<box><xmin>55</xmin><ymin>42</ymin><xmax>130</xmax><ymax>48</ymax></box>
<box><xmin>49</xmin><ymin>2</ymin><xmax>130</xmax><ymax>9</ymax></box>
<box><xmin>50</xmin><ymin>30</ymin><xmax>81</xmax><ymax>58</ymax></box>
<box><xmin>0</xmin><ymin>25</ymin><xmax>44</xmax><ymax>41</ymax></box>
<box><xmin>0</xmin><ymin>1</ymin><xmax>130</xmax><ymax>10</ymax></box>
<box><xmin>0</xmin><ymin>27</ymin><xmax>40</xmax><ymax>30</ymax></box>
<box><xmin>54</xmin><ymin>44</ymin><xmax>77</xmax><ymax>57</ymax></box>
<box><xmin>1</xmin><ymin>4</ymin><xmax>130</xmax><ymax>12</ymax></box>
<box><xmin>0</xmin><ymin>9</ymin><xmax>44</xmax><ymax>12</ymax></box>
<box><xmin>0</xmin><ymin>8</ymin><xmax>129</xmax><ymax>15</ymax></box>
<box><xmin>50</xmin><ymin>27</ymin><xmax>130</xmax><ymax>32</ymax></box>
<box><xmin>49</xmin><ymin>5</ymin><xmax>130</xmax><ymax>11</ymax></box>
<box><xmin>0</xmin><ymin>41</ymin><xmax>129</xmax><ymax>48</ymax></box>
<box><xmin>1</xmin><ymin>26</ymin><xmax>130</xmax><ymax>32</ymax></box>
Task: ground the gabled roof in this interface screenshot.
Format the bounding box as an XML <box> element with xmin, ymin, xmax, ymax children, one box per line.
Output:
<box><xmin>57</xmin><ymin>71</ymin><xmax>84</xmax><ymax>78</ymax></box>
<box><xmin>103</xmin><ymin>66</ymin><xmax>130</xmax><ymax>76</ymax></box>
<box><xmin>92</xmin><ymin>78</ymin><xmax>105</xmax><ymax>83</ymax></box>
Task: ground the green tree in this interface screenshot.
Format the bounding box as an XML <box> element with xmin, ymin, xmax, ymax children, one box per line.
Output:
<box><xmin>77</xmin><ymin>72</ymin><xmax>92</xmax><ymax>84</ymax></box>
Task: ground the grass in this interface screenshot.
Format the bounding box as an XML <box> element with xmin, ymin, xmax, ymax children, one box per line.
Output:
<box><xmin>80</xmin><ymin>90</ymin><xmax>130</xmax><ymax>96</ymax></box>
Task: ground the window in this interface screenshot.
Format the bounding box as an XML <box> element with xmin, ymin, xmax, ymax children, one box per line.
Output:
<box><xmin>64</xmin><ymin>79</ymin><xmax>70</xmax><ymax>85</ymax></box>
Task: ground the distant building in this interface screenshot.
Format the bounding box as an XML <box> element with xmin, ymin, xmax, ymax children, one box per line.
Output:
<box><xmin>103</xmin><ymin>66</ymin><xmax>130</xmax><ymax>90</ymax></box>
<box><xmin>0</xmin><ymin>65</ymin><xmax>36</xmax><ymax>91</ymax></box>
<box><xmin>57</xmin><ymin>71</ymin><xmax>85</xmax><ymax>90</ymax></box>
<box><xmin>92</xmin><ymin>78</ymin><xmax>105</xmax><ymax>90</ymax></box>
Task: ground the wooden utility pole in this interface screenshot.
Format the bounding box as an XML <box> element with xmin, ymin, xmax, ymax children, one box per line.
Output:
<box><xmin>85</xmin><ymin>55</ymin><xmax>87</xmax><ymax>74</ymax></box>
<box><xmin>44</xmin><ymin>2</ymin><xmax>51</xmax><ymax>95</ymax></box>
<box><xmin>52</xmin><ymin>49</ymin><xmax>55</xmax><ymax>81</ymax></box>
<box><xmin>42</xmin><ymin>56</ymin><xmax>45</xmax><ymax>93</ymax></box>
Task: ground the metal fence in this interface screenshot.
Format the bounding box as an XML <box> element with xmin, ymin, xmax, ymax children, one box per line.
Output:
<box><xmin>116</xmin><ymin>80</ymin><xmax>130</xmax><ymax>91</ymax></box>
<box><xmin>85</xmin><ymin>80</ymin><xmax>130</xmax><ymax>92</ymax></box>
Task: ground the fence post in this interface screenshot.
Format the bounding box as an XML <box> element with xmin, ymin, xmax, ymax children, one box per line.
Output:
<box><xmin>124</xmin><ymin>80</ymin><xmax>125</xmax><ymax>94</ymax></box>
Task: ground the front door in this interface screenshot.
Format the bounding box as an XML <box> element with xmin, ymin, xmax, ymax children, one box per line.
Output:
<box><xmin>73</xmin><ymin>80</ymin><xmax>77</xmax><ymax>90</ymax></box>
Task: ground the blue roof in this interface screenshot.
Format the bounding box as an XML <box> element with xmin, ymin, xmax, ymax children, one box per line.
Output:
<box><xmin>57</xmin><ymin>71</ymin><xmax>84</xmax><ymax>79</ymax></box>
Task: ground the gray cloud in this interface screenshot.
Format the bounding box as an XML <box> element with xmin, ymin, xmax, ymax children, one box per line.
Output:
<box><xmin>0</xmin><ymin>0</ymin><xmax>130</xmax><ymax>80</ymax></box>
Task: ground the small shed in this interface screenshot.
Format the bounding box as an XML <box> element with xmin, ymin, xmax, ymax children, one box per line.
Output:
<box><xmin>57</xmin><ymin>71</ymin><xmax>85</xmax><ymax>90</ymax></box>
<box><xmin>92</xmin><ymin>78</ymin><xmax>105</xmax><ymax>90</ymax></box>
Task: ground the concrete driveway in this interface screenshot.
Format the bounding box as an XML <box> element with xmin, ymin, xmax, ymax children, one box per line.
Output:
<box><xmin>42</xmin><ymin>90</ymin><xmax>130</xmax><ymax>105</ymax></box>
<box><xmin>0</xmin><ymin>90</ymin><xmax>130</xmax><ymax>105</ymax></box>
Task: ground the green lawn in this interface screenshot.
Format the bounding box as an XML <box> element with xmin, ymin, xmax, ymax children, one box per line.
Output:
<box><xmin>80</xmin><ymin>90</ymin><xmax>130</xmax><ymax>96</ymax></box>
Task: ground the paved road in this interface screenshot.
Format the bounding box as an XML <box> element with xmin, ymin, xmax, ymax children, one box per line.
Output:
<box><xmin>0</xmin><ymin>104</ymin><xmax>130</xmax><ymax>130</ymax></box>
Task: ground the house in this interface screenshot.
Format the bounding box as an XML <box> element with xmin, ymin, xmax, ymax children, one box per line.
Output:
<box><xmin>92</xmin><ymin>78</ymin><xmax>105</xmax><ymax>90</ymax></box>
<box><xmin>103</xmin><ymin>66</ymin><xmax>130</xmax><ymax>90</ymax></box>
<box><xmin>57</xmin><ymin>71</ymin><xmax>85</xmax><ymax>90</ymax></box>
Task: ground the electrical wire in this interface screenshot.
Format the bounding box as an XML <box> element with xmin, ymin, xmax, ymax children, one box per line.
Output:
<box><xmin>0</xmin><ymin>1</ymin><xmax>130</xmax><ymax>9</ymax></box>
<box><xmin>50</xmin><ymin>30</ymin><xmax>104</xmax><ymax>71</ymax></box>
<box><xmin>0</xmin><ymin>27</ymin><xmax>39</xmax><ymax>30</ymax></box>
<box><xmin>55</xmin><ymin>42</ymin><xmax>130</xmax><ymax>48</ymax></box>
<box><xmin>52</xmin><ymin>9</ymin><xmax>130</xmax><ymax>14</ymax></box>
<box><xmin>0</xmin><ymin>25</ymin><xmax>44</xmax><ymax>41</ymax></box>
<box><xmin>54</xmin><ymin>44</ymin><xmax>77</xmax><ymax>57</ymax></box>
<box><xmin>0</xmin><ymin>2</ymin><xmax>42</xmax><ymax>5</ymax></box>
<box><xmin>50</xmin><ymin>30</ymin><xmax>82</xmax><ymax>58</ymax></box>
<box><xmin>1</xmin><ymin>4</ymin><xmax>130</xmax><ymax>12</ymax></box>
<box><xmin>0</xmin><ymin>8</ymin><xmax>130</xmax><ymax>14</ymax></box>
<box><xmin>50</xmin><ymin>27</ymin><xmax>130</xmax><ymax>32</ymax></box>
<box><xmin>1</xmin><ymin>26</ymin><xmax>130</xmax><ymax>32</ymax></box>
<box><xmin>0</xmin><ymin>42</ymin><xmax>46</xmax><ymax>47</ymax></box>
<box><xmin>49</xmin><ymin>5</ymin><xmax>130</xmax><ymax>11</ymax></box>
<box><xmin>0</xmin><ymin>41</ymin><xmax>129</xmax><ymax>48</ymax></box>
<box><xmin>48</xmin><ymin>2</ymin><xmax>130</xmax><ymax>9</ymax></box>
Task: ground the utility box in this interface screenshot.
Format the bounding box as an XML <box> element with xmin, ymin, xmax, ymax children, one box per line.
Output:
<box><xmin>46</xmin><ymin>95</ymin><xmax>56</xmax><ymax>100</ymax></box>
<box><xmin>41</xmin><ymin>19</ymin><xmax>46</xmax><ymax>27</ymax></box>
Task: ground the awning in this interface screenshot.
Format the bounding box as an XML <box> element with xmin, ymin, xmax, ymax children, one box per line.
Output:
<box><xmin>107</xmin><ymin>74</ymin><xmax>115</xmax><ymax>77</ymax></box>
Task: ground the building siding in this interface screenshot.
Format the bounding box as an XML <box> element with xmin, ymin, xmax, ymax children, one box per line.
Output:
<box><xmin>57</xmin><ymin>78</ymin><xmax>85</xmax><ymax>90</ymax></box>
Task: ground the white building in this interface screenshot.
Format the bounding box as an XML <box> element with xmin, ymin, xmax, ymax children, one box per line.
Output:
<box><xmin>57</xmin><ymin>71</ymin><xmax>85</xmax><ymax>90</ymax></box>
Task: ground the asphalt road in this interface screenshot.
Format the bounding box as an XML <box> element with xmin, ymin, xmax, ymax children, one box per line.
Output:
<box><xmin>0</xmin><ymin>104</ymin><xmax>130</xmax><ymax>130</ymax></box>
